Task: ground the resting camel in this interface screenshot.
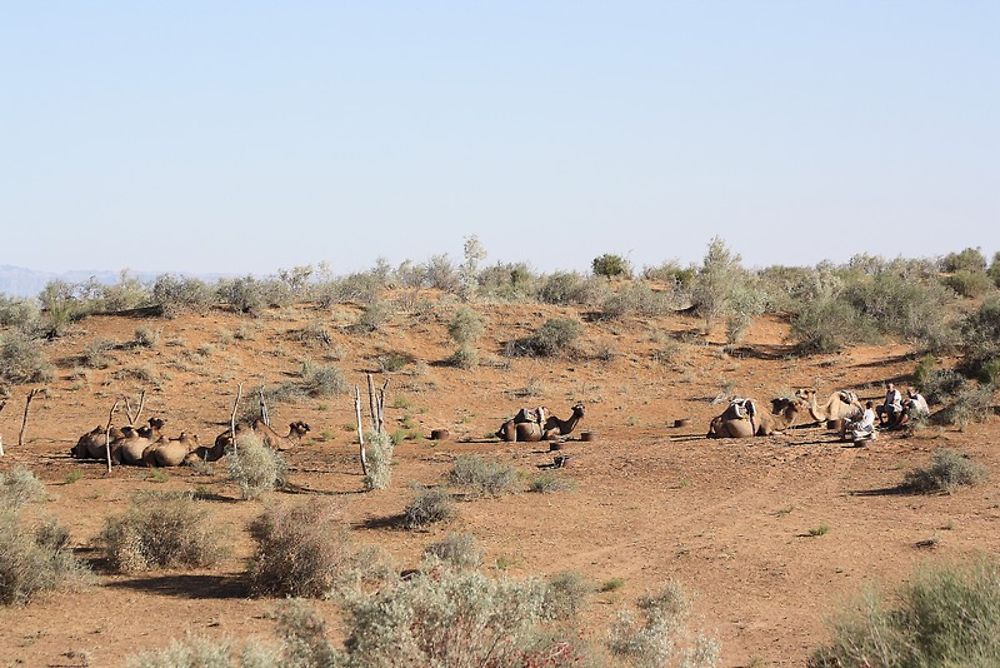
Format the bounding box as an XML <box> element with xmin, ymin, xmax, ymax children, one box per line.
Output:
<box><xmin>112</xmin><ymin>426</ymin><xmax>159</xmax><ymax>465</ymax></box>
<box><xmin>795</xmin><ymin>388</ymin><xmax>863</xmax><ymax>423</ymax></box>
<box><xmin>72</xmin><ymin>425</ymin><xmax>126</xmax><ymax>460</ymax></box>
<box><xmin>142</xmin><ymin>433</ymin><xmax>200</xmax><ymax>467</ymax></box>
<box><xmin>496</xmin><ymin>403</ymin><xmax>585</xmax><ymax>442</ymax></box>
<box><xmin>707</xmin><ymin>396</ymin><xmax>806</xmax><ymax>438</ymax></box>
<box><xmin>199</xmin><ymin>419</ymin><xmax>311</xmax><ymax>462</ymax></box>
<box><xmin>137</xmin><ymin>417</ymin><xmax>167</xmax><ymax>440</ymax></box>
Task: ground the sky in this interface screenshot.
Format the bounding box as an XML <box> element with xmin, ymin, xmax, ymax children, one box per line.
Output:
<box><xmin>1</xmin><ymin>2</ymin><xmax>997</xmax><ymax>276</ymax></box>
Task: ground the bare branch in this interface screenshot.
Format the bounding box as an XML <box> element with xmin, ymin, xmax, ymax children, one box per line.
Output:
<box><xmin>18</xmin><ymin>388</ymin><xmax>41</xmax><ymax>447</ymax></box>
<box><xmin>104</xmin><ymin>399</ymin><xmax>121</xmax><ymax>474</ymax></box>
<box><xmin>355</xmin><ymin>385</ymin><xmax>368</xmax><ymax>477</ymax></box>
<box><xmin>230</xmin><ymin>383</ymin><xmax>243</xmax><ymax>455</ymax></box>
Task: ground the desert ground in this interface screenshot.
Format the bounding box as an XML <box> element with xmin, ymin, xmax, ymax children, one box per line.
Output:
<box><xmin>1</xmin><ymin>299</ymin><xmax>997</xmax><ymax>667</ymax></box>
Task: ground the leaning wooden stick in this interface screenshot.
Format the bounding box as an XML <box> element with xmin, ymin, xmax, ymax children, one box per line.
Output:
<box><xmin>0</xmin><ymin>399</ymin><xmax>7</xmax><ymax>457</ymax></box>
<box><xmin>258</xmin><ymin>386</ymin><xmax>269</xmax><ymax>426</ymax></box>
<box><xmin>18</xmin><ymin>388</ymin><xmax>40</xmax><ymax>447</ymax></box>
<box><xmin>104</xmin><ymin>399</ymin><xmax>120</xmax><ymax>474</ymax></box>
<box><xmin>230</xmin><ymin>383</ymin><xmax>243</xmax><ymax>455</ymax></box>
<box><xmin>123</xmin><ymin>389</ymin><xmax>146</xmax><ymax>426</ymax></box>
<box><xmin>355</xmin><ymin>385</ymin><xmax>368</xmax><ymax>477</ymax></box>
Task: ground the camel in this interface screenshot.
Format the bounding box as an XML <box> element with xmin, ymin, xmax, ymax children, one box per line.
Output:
<box><xmin>497</xmin><ymin>403</ymin><xmax>585</xmax><ymax>442</ymax></box>
<box><xmin>142</xmin><ymin>433</ymin><xmax>200</xmax><ymax>467</ymax></box>
<box><xmin>201</xmin><ymin>419</ymin><xmax>311</xmax><ymax>461</ymax></box>
<box><xmin>795</xmin><ymin>388</ymin><xmax>863</xmax><ymax>423</ymax></box>
<box><xmin>72</xmin><ymin>425</ymin><xmax>126</xmax><ymax>460</ymax></box>
<box><xmin>707</xmin><ymin>396</ymin><xmax>806</xmax><ymax>438</ymax></box>
<box><xmin>137</xmin><ymin>417</ymin><xmax>167</xmax><ymax>440</ymax></box>
<box><xmin>114</xmin><ymin>427</ymin><xmax>158</xmax><ymax>466</ymax></box>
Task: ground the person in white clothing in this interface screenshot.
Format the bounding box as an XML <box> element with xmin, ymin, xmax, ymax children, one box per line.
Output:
<box><xmin>876</xmin><ymin>382</ymin><xmax>903</xmax><ymax>427</ymax></box>
<box><xmin>905</xmin><ymin>387</ymin><xmax>929</xmax><ymax>417</ymax></box>
<box><xmin>846</xmin><ymin>400</ymin><xmax>877</xmax><ymax>445</ymax></box>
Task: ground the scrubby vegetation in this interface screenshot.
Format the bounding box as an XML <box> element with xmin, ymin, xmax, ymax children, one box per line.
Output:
<box><xmin>423</xmin><ymin>532</ymin><xmax>483</xmax><ymax>571</ymax></box>
<box><xmin>362</xmin><ymin>431</ymin><xmax>394</xmax><ymax>491</ymax></box>
<box><xmin>227</xmin><ymin>434</ymin><xmax>288</xmax><ymax>500</ymax></box>
<box><xmin>903</xmin><ymin>448</ymin><xmax>986</xmax><ymax>494</ymax></box>
<box><xmin>810</xmin><ymin>560</ymin><xmax>1000</xmax><ymax>668</ymax></box>
<box><xmin>448</xmin><ymin>456</ymin><xmax>520</xmax><ymax>497</ymax></box>
<box><xmin>0</xmin><ymin>330</ymin><xmax>52</xmax><ymax>385</ymax></box>
<box><xmin>403</xmin><ymin>486</ymin><xmax>456</xmax><ymax>529</ymax></box>
<box><xmin>100</xmin><ymin>491</ymin><xmax>228</xmax><ymax>573</ymax></box>
<box><xmin>508</xmin><ymin>318</ymin><xmax>583</xmax><ymax>357</ymax></box>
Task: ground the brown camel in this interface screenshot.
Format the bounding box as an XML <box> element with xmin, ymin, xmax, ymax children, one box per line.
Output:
<box><xmin>137</xmin><ymin>417</ymin><xmax>167</xmax><ymax>440</ymax></box>
<box><xmin>795</xmin><ymin>388</ymin><xmax>863</xmax><ymax>423</ymax></box>
<box><xmin>113</xmin><ymin>426</ymin><xmax>157</xmax><ymax>465</ymax></box>
<box><xmin>707</xmin><ymin>397</ymin><xmax>806</xmax><ymax>438</ymax></box>
<box><xmin>198</xmin><ymin>419</ymin><xmax>311</xmax><ymax>462</ymax></box>
<box><xmin>72</xmin><ymin>425</ymin><xmax>126</xmax><ymax>460</ymax></box>
<box><xmin>497</xmin><ymin>403</ymin><xmax>585</xmax><ymax>442</ymax></box>
<box><xmin>142</xmin><ymin>433</ymin><xmax>200</xmax><ymax>467</ymax></box>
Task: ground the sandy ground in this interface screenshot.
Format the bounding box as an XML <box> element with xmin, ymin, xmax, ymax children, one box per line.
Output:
<box><xmin>1</xmin><ymin>302</ymin><xmax>997</xmax><ymax>667</ymax></box>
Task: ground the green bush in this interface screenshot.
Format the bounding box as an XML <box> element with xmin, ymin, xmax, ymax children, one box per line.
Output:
<box><xmin>691</xmin><ymin>237</ymin><xmax>746</xmax><ymax>328</ymax></box>
<box><xmin>363</xmin><ymin>431</ymin><xmax>394</xmax><ymax>491</ymax></box>
<box><xmin>541</xmin><ymin>571</ymin><xmax>591</xmax><ymax>621</ymax></box>
<box><xmin>403</xmin><ymin>487</ymin><xmax>456</xmax><ymax>529</ymax></box>
<box><xmin>941</xmin><ymin>247</ymin><xmax>987</xmax><ymax>273</ymax></box>
<box><xmin>126</xmin><ymin>635</ymin><xmax>277</xmax><ymax>668</ymax></box>
<box><xmin>528</xmin><ymin>473</ymin><xmax>574</xmax><ymax>494</ymax></box>
<box><xmin>537</xmin><ymin>271</ymin><xmax>609</xmax><ymax>306</ymax></box>
<box><xmin>227</xmin><ymin>434</ymin><xmax>288</xmax><ymax>500</ymax></box>
<box><xmin>592</xmin><ymin>254</ymin><xmax>632</xmax><ymax>278</ymax></box>
<box><xmin>151</xmin><ymin>274</ymin><xmax>215</xmax><ymax>316</ymax></box>
<box><xmin>643</xmin><ymin>261</ymin><xmax>697</xmax><ymax>289</ymax></box>
<box><xmin>0</xmin><ymin>330</ymin><xmax>53</xmax><ymax>384</ymax></box>
<box><xmin>903</xmin><ymin>449</ymin><xmax>986</xmax><ymax>493</ymax></box>
<box><xmin>82</xmin><ymin>337</ymin><xmax>116</xmax><ymax>369</ymax></box>
<box><xmin>938</xmin><ymin>383</ymin><xmax>995</xmax><ymax>430</ymax></box>
<box><xmin>298</xmin><ymin>361</ymin><xmax>348</xmax><ymax>397</ymax></box>
<box><xmin>943</xmin><ymin>269</ymin><xmax>993</xmax><ymax>298</ymax></box>
<box><xmin>0</xmin><ymin>510</ymin><xmax>87</xmax><ymax>606</ymax></box>
<box><xmin>423</xmin><ymin>533</ymin><xmax>483</xmax><ymax>571</ymax></box>
<box><xmin>448</xmin><ymin>306</ymin><xmax>484</xmax><ymax>346</ymax></box>
<box><xmin>448</xmin><ymin>456</ymin><xmax>520</xmax><ymax>497</ymax></box>
<box><xmin>216</xmin><ymin>276</ymin><xmax>267</xmax><ymax>315</ymax></box>
<box><xmin>959</xmin><ymin>298</ymin><xmax>1000</xmax><ymax>381</ymax></box>
<box><xmin>133</xmin><ymin>327</ymin><xmax>161</xmax><ymax>348</ymax></box>
<box><xmin>100</xmin><ymin>491</ymin><xmax>227</xmax><ymax>573</ymax></box>
<box><xmin>446</xmin><ymin>344</ymin><xmax>479</xmax><ymax>370</ymax></box>
<box><xmin>810</xmin><ymin>560</ymin><xmax>1000</xmax><ymax>668</ymax></box>
<box><xmin>509</xmin><ymin>318</ymin><xmax>583</xmax><ymax>357</ymax></box>
<box><xmin>598</xmin><ymin>282</ymin><xmax>672</xmax><ymax>320</ymax></box>
<box><xmin>0</xmin><ymin>466</ymin><xmax>47</xmax><ymax>509</ymax></box>
<box><xmin>477</xmin><ymin>262</ymin><xmax>537</xmax><ymax>301</ymax></box>
<box><xmin>354</xmin><ymin>300</ymin><xmax>392</xmax><ymax>332</ymax></box>
<box><xmin>0</xmin><ymin>296</ymin><xmax>40</xmax><ymax>330</ymax></box>
<box><xmin>790</xmin><ymin>297</ymin><xmax>871</xmax><ymax>354</ymax></box>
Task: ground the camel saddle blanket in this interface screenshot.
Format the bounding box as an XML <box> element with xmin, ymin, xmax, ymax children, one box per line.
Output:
<box><xmin>513</xmin><ymin>407</ymin><xmax>546</xmax><ymax>424</ymax></box>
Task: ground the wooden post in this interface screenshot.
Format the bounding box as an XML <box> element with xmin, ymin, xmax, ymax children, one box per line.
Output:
<box><xmin>258</xmin><ymin>386</ymin><xmax>270</xmax><ymax>427</ymax></box>
<box><xmin>104</xmin><ymin>399</ymin><xmax>120</xmax><ymax>474</ymax></box>
<box><xmin>0</xmin><ymin>399</ymin><xmax>6</xmax><ymax>457</ymax></box>
<box><xmin>355</xmin><ymin>385</ymin><xmax>368</xmax><ymax>477</ymax></box>
<box><xmin>366</xmin><ymin>374</ymin><xmax>377</xmax><ymax>434</ymax></box>
<box><xmin>230</xmin><ymin>383</ymin><xmax>243</xmax><ymax>455</ymax></box>
<box><xmin>123</xmin><ymin>390</ymin><xmax>146</xmax><ymax>427</ymax></box>
<box><xmin>18</xmin><ymin>388</ymin><xmax>40</xmax><ymax>447</ymax></box>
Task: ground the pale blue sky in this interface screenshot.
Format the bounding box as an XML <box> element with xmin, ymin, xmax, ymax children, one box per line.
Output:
<box><xmin>1</xmin><ymin>2</ymin><xmax>997</xmax><ymax>275</ymax></box>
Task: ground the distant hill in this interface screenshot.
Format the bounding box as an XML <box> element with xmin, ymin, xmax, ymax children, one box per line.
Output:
<box><xmin>0</xmin><ymin>265</ymin><xmax>224</xmax><ymax>298</ymax></box>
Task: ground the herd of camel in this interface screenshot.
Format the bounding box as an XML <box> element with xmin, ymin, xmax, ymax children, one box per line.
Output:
<box><xmin>66</xmin><ymin>387</ymin><xmax>895</xmax><ymax>468</ymax></box>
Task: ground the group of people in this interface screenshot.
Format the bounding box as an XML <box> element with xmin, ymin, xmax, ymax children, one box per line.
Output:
<box><xmin>845</xmin><ymin>382</ymin><xmax>929</xmax><ymax>443</ymax></box>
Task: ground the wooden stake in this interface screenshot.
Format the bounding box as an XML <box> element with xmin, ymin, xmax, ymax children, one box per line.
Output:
<box><xmin>258</xmin><ymin>386</ymin><xmax>270</xmax><ymax>427</ymax></box>
<box><xmin>366</xmin><ymin>374</ymin><xmax>377</xmax><ymax>434</ymax></box>
<box><xmin>0</xmin><ymin>399</ymin><xmax>6</xmax><ymax>457</ymax></box>
<box><xmin>18</xmin><ymin>388</ymin><xmax>40</xmax><ymax>447</ymax></box>
<box><xmin>230</xmin><ymin>383</ymin><xmax>243</xmax><ymax>455</ymax></box>
<box><xmin>355</xmin><ymin>385</ymin><xmax>368</xmax><ymax>477</ymax></box>
<box><xmin>104</xmin><ymin>399</ymin><xmax>120</xmax><ymax>474</ymax></box>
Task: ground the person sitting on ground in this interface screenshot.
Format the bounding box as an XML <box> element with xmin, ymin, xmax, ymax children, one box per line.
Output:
<box><xmin>876</xmin><ymin>382</ymin><xmax>903</xmax><ymax>427</ymax></box>
<box><xmin>846</xmin><ymin>400</ymin><xmax>877</xmax><ymax>443</ymax></box>
<box><xmin>905</xmin><ymin>387</ymin><xmax>929</xmax><ymax>417</ymax></box>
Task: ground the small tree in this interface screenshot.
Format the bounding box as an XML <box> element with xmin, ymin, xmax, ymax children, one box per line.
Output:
<box><xmin>691</xmin><ymin>237</ymin><xmax>745</xmax><ymax>330</ymax></box>
<box><xmin>458</xmin><ymin>235</ymin><xmax>487</xmax><ymax>302</ymax></box>
<box><xmin>592</xmin><ymin>254</ymin><xmax>631</xmax><ymax>279</ymax></box>
<box><xmin>447</xmin><ymin>307</ymin><xmax>485</xmax><ymax>369</ymax></box>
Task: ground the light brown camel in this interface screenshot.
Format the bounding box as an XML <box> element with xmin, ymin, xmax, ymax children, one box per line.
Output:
<box><xmin>497</xmin><ymin>403</ymin><xmax>585</xmax><ymax>442</ymax></box>
<box><xmin>113</xmin><ymin>426</ymin><xmax>157</xmax><ymax>465</ymax></box>
<box><xmin>795</xmin><ymin>388</ymin><xmax>863</xmax><ymax>422</ymax></box>
<box><xmin>72</xmin><ymin>425</ymin><xmax>126</xmax><ymax>460</ymax></box>
<box><xmin>199</xmin><ymin>419</ymin><xmax>311</xmax><ymax>462</ymax></box>
<box><xmin>707</xmin><ymin>397</ymin><xmax>806</xmax><ymax>438</ymax></box>
<box><xmin>142</xmin><ymin>433</ymin><xmax>200</xmax><ymax>467</ymax></box>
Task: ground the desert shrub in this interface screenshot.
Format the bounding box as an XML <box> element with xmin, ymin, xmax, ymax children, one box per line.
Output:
<box><xmin>151</xmin><ymin>274</ymin><xmax>215</xmax><ymax>316</ymax></box>
<box><xmin>477</xmin><ymin>262</ymin><xmax>537</xmax><ymax>301</ymax></box>
<box><xmin>0</xmin><ymin>466</ymin><xmax>47</xmax><ymax>508</ymax></box>
<box><xmin>691</xmin><ymin>237</ymin><xmax>746</xmax><ymax>328</ymax></box>
<box><xmin>941</xmin><ymin>247</ymin><xmax>987</xmax><ymax>273</ymax></box>
<box><xmin>598</xmin><ymin>282</ymin><xmax>671</xmax><ymax>320</ymax></box>
<box><xmin>608</xmin><ymin>583</ymin><xmax>720</xmax><ymax>668</ymax></box>
<box><xmin>903</xmin><ymin>449</ymin><xmax>986</xmax><ymax>493</ymax></box>
<box><xmin>0</xmin><ymin>296</ymin><xmax>40</xmax><ymax>330</ymax></box>
<box><xmin>0</xmin><ymin>330</ymin><xmax>52</xmax><ymax>384</ymax></box>
<box><xmin>227</xmin><ymin>434</ymin><xmax>288</xmax><ymax>500</ymax></box>
<box><xmin>340</xmin><ymin>569</ymin><xmax>561</xmax><ymax>666</ymax></box>
<box><xmin>403</xmin><ymin>486</ymin><xmax>456</xmax><ymax>529</ymax></box>
<box><xmin>756</xmin><ymin>264</ymin><xmax>840</xmax><ymax>314</ymax></box>
<box><xmin>790</xmin><ymin>297</ymin><xmax>871</xmax><ymax>354</ymax></box>
<box><xmin>125</xmin><ymin>635</ymin><xmax>279</xmax><ymax>668</ymax></box>
<box><xmin>97</xmin><ymin>273</ymin><xmax>151</xmax><ymax>312</ymax></box>
<box><xmin>100</xmin><ymin>491</ymin><xmax>227</xmax><ymax>573</ymax></box>
<box><xmin>913</xmin><ymin>356</ymin><xmax>967</xmax><ymax>405</ymax></box>
<box><xmin>447</xmin><ymin>344</ymin><xmax>479</xmax><ymax>370</ymax></box>
<box><xmin>0</xmin><ymin>510</ymin><xmax>86</xmax><ymax>606</ymax></box>
<box><xmin>528</xmin><ymin>473</ymin><xmax>574</xmax><ymax>494</ymax></box>
<box><xmin>542</xmin><ymin>571</ymin><xmax>591</xmax><ymax>621</ymax></box>
<box><xmin>644</xmin><ymin>262</ymin><xmax>697</xmax><ymax>296</ymax></box>
<box><xmin>354</xmin><ymin>300</ymin><xmax>392</xmax><ymax>332</ymax></box>
<box><xmin>298</xmin><ymin>361</ymin><xmax>348</xmax><ymax>397</ymax></box>
<box><xmin>363</xmin><ymin>431</ymin><xmax>394</xmax><ymax>491</ymax></box>
<box><xmin>592</xmin><ymin>253</ymin><xmax>631</xmax><ymax>278</ymax></box>
<box><xmin>247</xmin><ymin>501</ymin><xmax>362</xmax><ymax>598</ymax></box>
<box><xmin>937</xmin><ymin>383</ymin><xmax>995</xmax><ymax>430</ymax></box>
<box><xmin>448</xmin><ymin>456</ymin><xmax>519</xmax><ymax>497</ymax></box>
<box><xmin>809</xmin><ymin>559</ymin><xmax>1000</xmax><ymax>668</ymax></box>
<box><xmin>724</xmin><ymin>283</ymin><xmax>767</xmax><ymax>345</ymax></box>
<box><xmin>376</xmin><ymin>351</ymin><xmax>411</xmax><ymax>373</ymax></box>
<box><xmin>509</xmin><ymin>318</ymin><xmax>583</xmax><ymax>357</ymax></box>
<box><xmin>448</xmin><ymin>306</ymin><xmax>485</xmax><ymax>346</ymax></box>
<box><xmin>457</xmin><ymin>235</ymin><xmax>487</xmax><ymax>301</ymax></box>
<box><xmin>423</xmin><ymin>532</ymin><xmax>483</xmax><ymax>571</ymax></box>
<box><xmin>133</xmin><ymin>327</ymin><xmax>161</xmax><ymax>348</ymax></box>
<box><xmin>537</xmin><ymin>271</ymin><xmax>609</xmax><ymax>306</ymax></box>
<box><xmin>216</xmin><ymin>276</ymin><xmax>267</xmax><ymax>315</ymax></box>
<box><xmin>315</xmin><ymin>268</ymin><xmax>386</xmax><ymax>307</ymax></box>
<box><xmin>988</xmin><ymin>252</ymin><xmax>1000</xmax><ymax>288</ymax></box>
<box><xmin>943</xmin><ymin>269</ymin><xmax>993</xmax><ymax>298</ymax></box>
<box><xmin>959</xmin><ymin>298</ymin><xmax>1000</xmax><ymax>381</ymax></box>
<box><xmin>37</xmin><ymin>280</ymin><xmax>90</xmax><ymax>336</ymax></box>
<box><xmin>82</xmin><ymin>337</ymin><xmax>116</xmax><ymax>368</ymax></box>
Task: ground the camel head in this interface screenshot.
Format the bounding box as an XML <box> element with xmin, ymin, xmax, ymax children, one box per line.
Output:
<box><xmin>571</xmin><ymin>403</ymin><xmax>585</xmax><ymax>418</ymax></box>
<box><xmin>121</xmin><ymin>426</ymin><xmax>137</xmax><ymax>438</ymax></box>
<box><xmin>794</xmin><ymin>388</ymin><xmax>817</xmax><ymax>401</ymax></box>
<box><xmin>772</xmin><ymin>396</ymin><xmax>806</xmax><ymax>417</ymax></box>
<box><xmin>290</xmin><ymin>421</ymin><xmax>311</xmax><ymax>438</ymax></box>
<box><xmin>148</xmin><ymin>417</ymin><xmax>166</xmax><ymax>430</ymax></box>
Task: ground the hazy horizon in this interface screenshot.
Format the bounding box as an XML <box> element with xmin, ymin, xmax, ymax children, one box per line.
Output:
<box><xmin>3</xmin><ymin>2</ymin><xmax>997</xmax><ymax>275</ymax></box>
